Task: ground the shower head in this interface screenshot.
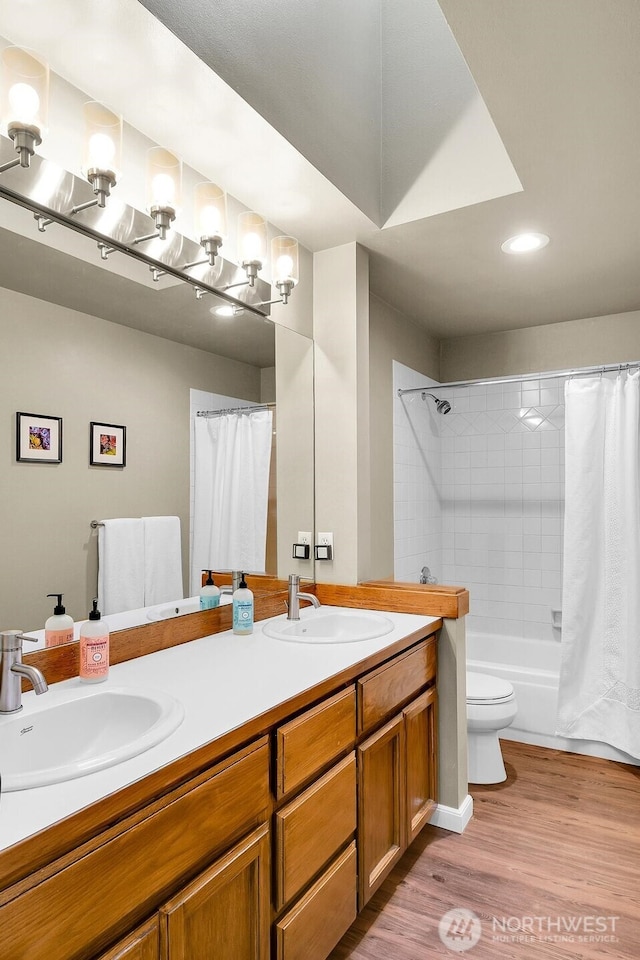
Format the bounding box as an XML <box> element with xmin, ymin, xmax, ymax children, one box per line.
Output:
<box><xmin>422</xmin><ymin>392</ymin><xmax>452</xmax><ymax>415</ymax></box>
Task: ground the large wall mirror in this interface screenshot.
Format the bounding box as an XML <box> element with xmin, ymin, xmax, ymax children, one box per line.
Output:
<box><xmin>0</xmin><ymin>190</ymin><xmax>315</xmax><ymax>638</ymax></box>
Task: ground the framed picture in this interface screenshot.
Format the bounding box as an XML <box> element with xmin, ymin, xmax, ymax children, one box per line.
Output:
<box><xmin>16</xmin><ymin>412</ymin><xmax>62</xmax><ymax>463</ymax></box>
<box><xmin>90</xmin><ymin>421</ymin><xmax>126</xmax><ymax>467</ymax></box>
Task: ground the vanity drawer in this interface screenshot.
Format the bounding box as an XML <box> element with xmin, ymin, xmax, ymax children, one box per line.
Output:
<box><xmin>275</xmin><ymin>752</ymin><xmax>356</xmax><ymax>909</ymax></box>
<box><xmin>357</xmin><ymin>639</ymin><xmax>436</xmax><ymax>735</ymax></box>
<box><xmin>274</xmin><ymin>842</ymin><xmax>357</xmax><ymax>960</ymax></box>
<box><xmin>0</xmin><ymin>738</ymin><xmax>270</xmax><ymax>960</ymax></box>
<box><xmin>276</xmin><ymin>686</ymin><xmax>356</xmax><ymax>798</ymax></box>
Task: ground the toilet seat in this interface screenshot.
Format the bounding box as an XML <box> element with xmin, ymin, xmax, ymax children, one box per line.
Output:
<box><xmin>467</xmin><ymin>671</ymin><xmax>514</xmax><ymax>704</ymax></box>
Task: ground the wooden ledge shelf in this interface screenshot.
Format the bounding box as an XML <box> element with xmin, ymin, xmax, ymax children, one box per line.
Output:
<box><xmin>316</xmin><ymin>582</ymin><xmax>469</xmax><ymax>620</ymax></box>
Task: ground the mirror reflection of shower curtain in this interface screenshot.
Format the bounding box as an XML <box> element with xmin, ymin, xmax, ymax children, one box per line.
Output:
<box><xmin>557</xmin><ymin>371</ymin><xmax>640</xmax><ymax>758</ymax></box>
<box><xmin>191</xmin><ymin>409</ymin><xmax>273</xmax><ymax>594</ymax></box>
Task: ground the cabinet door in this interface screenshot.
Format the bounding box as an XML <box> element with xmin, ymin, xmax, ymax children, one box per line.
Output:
<box><xmin>96</xmin><ymin>918</ymin><xmax>160</xmax><ymax>960</ymax></box>
<box><xmin>404</xmin><ymin>687</ymin><xmax>437</xmax><ymax>845</ymax></box>
<box><xmin>357</xmin><ymin>714</ymin><xmax>406</xmax><ymax>907</ymax></box>
<box><xmin>160</xmin><ymin>824</ymin><xmax>270</xmax><ymax>960</ymax></box>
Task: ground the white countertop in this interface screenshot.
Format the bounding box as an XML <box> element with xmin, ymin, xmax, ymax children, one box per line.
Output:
<box><xmin>0</xmin><ymin>606</ymin><xmax>439</xmax><ymax>852</ymax></box>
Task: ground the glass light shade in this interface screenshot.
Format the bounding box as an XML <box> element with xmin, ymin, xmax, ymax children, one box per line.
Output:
<box><xmin>1</xmin><ymin>46</ymin><xmax>49</xmax><ymax>137</ymax></box>
<box><xmin>237</xmin><ymin>211</ymin><xmax>267</xmax><ymax>265</ymax></box>
<box><xmin>146</xmin><ymin>146</ymin><xmax>182</xmax><ymax>214</ymax></box>
<box><xmin>271</xmin><ymin>236</ymin><xmax>299</xmax><ymax>285</ymax></box>
<box><xmin>195</xmin><ymin>182</ymin><xmax>227</xmax><ymax>241</ymax></box>
<box><xmin>82</xmin><ymin>101</ymin><xmax>122</xmax><ymax>181</ymax></box>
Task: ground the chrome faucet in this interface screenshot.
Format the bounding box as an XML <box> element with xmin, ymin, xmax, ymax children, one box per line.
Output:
<box><xmin>219</xmin><ymin>571</ymin><xmax>242</xmax><ymax>597</ymax></box>
<box><xmin>420</xmin><ymin>565</ymin><xmax>438</xmax><ymax>585</ymax></box>
<box><xmin>0</xmin><ymin>630</ymin><xmax>48</xmax><ymax>714</ymax></box>
<box><xmin>287</xmin><ymin>574</ymin><xmax>321</xmax><ymax>621</ymax></box>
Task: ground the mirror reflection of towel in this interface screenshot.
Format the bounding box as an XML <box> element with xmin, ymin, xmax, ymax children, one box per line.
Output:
<box><xmin>142</xmin><ymin>516</ymin><xmax>184</xmax><ymax>606</ymax></box>
<box><xmin>98</xmin><ymin>516</ymin><xmax>184</xmax><ymax>615</ymax></box>
<box><xmin>98</xmin><ymin>519</ymin><xmax>145</xmax><ymax>615</ymax></box>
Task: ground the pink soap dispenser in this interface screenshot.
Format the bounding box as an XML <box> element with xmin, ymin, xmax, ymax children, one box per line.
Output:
<box><xmin>79</xmin><ymin>599</ymin><xmax>109</xmax><ymax>683</ymax></box>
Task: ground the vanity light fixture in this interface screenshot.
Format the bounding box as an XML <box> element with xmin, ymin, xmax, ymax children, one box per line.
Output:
<box><xmin>271</xmin><ymin>235</ymin><xmax>299</xmax><ymax>304</ymax></box>
<box><xmin>0</xmin><ymin>44</ymin><xmax>301</xmax><ymax>311</ymax></box>
<box><xmin>81</xmin><ymin>101</ymin><xmax>122</xmax><ymax>209</ymax></box>
<box><xmin>195</xmin><ymin>181</ymin><xmax>227</xmax><ymax>266</ymax></box>
<box><xmin>0</xmin><ymin>46</ymin><xmax>49</xmax><ymax>173</ymax></box>
<box><xmin>145</xmin><ymin>146</ymin><xmax>182</xmax><ymax>241</ymax></box>
<box><xmin>238</xmin><ymin>211</ymin><xmax>267</xmax><ymax>286</ymax></box>
<box><xmin>501</xmin><ymin>232</ymin><xmax>550</xmax><ymax>254</ymax></box>
<box><xmin>212</xmin><ymin>304</ymin><xmax>245</xmax><ymax>318</ymax></box>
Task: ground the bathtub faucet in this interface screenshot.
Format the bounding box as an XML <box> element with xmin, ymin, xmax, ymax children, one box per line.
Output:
<box><xmin>420</xmin><ymin>566</ymin><xmax>438</xmax><ymax>585</ymax></box>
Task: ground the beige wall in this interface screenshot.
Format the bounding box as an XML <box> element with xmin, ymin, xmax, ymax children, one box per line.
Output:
<box><xmin>275</xmin><ymin>324</ymin><xmax>315</xmax><ymax>579</ymax></box>
<box><xmin>369</xmin><ymin>294</ymin><xmax>440</xmax><ymax>579</ymax></box>
<box><xmin>440</xmin><ymin>309</ymin><xmax>640</xmax><ymax>382</ymax></box>
<box><xmin>1</xmin><ymin>287</ymin><xmax>262</xmax><ymax>631</ymax></box>
<box><xmin>313</xmin><ymin>242</ymin><xmax>371</xmax><ymax>583</ymax></box>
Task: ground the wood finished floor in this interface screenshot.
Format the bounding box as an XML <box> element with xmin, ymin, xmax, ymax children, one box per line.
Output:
<box><xmin>329</xmin><ymin>740</ymin><xmax>640</xmax><ymax>959</ymax></box>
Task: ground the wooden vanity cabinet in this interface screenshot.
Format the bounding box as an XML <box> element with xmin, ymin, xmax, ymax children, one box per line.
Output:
<box><xmin>94</xmin><ymin>825</ymin><xmax>271</xmax><ymax>960</ymax></box>
<box><xmin>95</xmin><ymin>918</ymin><xmax>160</xmax><ymax>960</ymax></box>
<box><xmin>4</xmin><ymin>625</ymin><xmax>440</xmax><ymax>960</ymax></box>
<box><xmin>0</xmin><ymin>738</ymin><xmax>270</xmax><ymax>960</ymax></box>
<box><xmin>159</xmin><ymin>824</ymin><xmax>270</xmax><ymax>960</ymax></box>
<box><xmin>272</xmin><ymin>688</ymin><xmax>358</xmax><ymax>960</ymax></box>
<box><xmin>357</xmin><ymin>639</ymin><xmax>438</xmax><ymax>906</ymax></box>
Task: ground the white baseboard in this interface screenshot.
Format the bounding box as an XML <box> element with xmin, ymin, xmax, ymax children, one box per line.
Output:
<box><xmin>429</xmin><ymin>793</ymin><xmax>474</xmax><ymax>833</ymax></box>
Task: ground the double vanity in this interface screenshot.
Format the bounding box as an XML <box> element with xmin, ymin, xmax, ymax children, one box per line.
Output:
<box><xmin>0</xmin><ymin>580</ymin><xmax>468</xmax><ymax>960</ymax></box>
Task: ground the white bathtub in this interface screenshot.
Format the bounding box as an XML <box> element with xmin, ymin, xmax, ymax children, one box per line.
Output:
<box><xmin>466</xmin><ymin>632</ymin><xmax>639</xmax><ymax>766</ymax></box>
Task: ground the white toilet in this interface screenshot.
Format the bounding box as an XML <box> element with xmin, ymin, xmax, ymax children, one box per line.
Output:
<box><xmin>466</xmin><ymin>671</ymin><xmax>517</xmax><ymax>784</ymax></box>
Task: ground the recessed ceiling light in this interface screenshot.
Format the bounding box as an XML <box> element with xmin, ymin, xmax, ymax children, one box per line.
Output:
<box><xmin>501</xmin><ymin>232</ymin><xmax>550</xmax><ymax>254</ymax></box>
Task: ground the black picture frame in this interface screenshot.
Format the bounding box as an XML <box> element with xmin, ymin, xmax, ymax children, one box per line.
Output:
<box><xmin>16</xmin><ymin>412</ymin><xmax>63</xmax><ymax>463</ymax></box>
<box><xmin>90</xmin><ymin>421</ymin><xmax>127</xmax><ymax>467</ymax></box>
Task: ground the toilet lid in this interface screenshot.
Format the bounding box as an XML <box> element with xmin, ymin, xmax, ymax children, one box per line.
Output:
<box><xmin>467</xmin><ymin>671</ymin><xmax>514</xmax><ymax>703</ymax></box>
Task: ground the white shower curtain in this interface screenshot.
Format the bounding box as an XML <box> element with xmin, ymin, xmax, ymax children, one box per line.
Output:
<box><xmin>557</xmin><ymin>372</ymin><xmax>640</xmax><ymax>758</ymax></box>
<box><xmin>191</xmin><ymin>409</ymin><xmax>273</xmax><ymax>595</ymax></box>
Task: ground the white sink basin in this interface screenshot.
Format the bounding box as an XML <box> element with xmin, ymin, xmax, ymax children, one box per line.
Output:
<box><xmin>146</xmin><ymin>595</ymin><xmax>231</xmax><ymax>621</ymax></box>
<box><xmin>0</xmin><ymin>686</ymin><xmax>184</xmax><ymax>792</ymax></box>
<box><xmin>146</xmin><ymin>597</ymin><xmax>202</xmax><ymax>621</ymax></box>
<box><xmin>262</xmin><ymin>610</ymin><xmax>395</xmax><ymax>644</ymax></box>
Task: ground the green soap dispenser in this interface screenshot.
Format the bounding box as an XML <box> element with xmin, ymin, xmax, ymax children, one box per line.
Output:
<box><xmin>232</xmin><ymin>573</ymin><xmax>254</xmax><ymax>635</ymax></box>
<box><xmin>45</xmin><ymin>593</ymin><xmax>74</xmax><ymax>648</ymax></box>
<box><xmin>200</xmin><ymin>570</ymin><xmax>220</xmax><ymax>610</ymax></box>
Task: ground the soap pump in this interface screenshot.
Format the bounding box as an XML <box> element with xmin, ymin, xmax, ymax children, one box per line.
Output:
<box><xmin>200</xmin><ymin>570</ymin><xmax>221</xmax><ymax>610</ymax></box>
<box><xmin>79</xmin><ymin>599</ymin><xmax>109</xmax><ymax>683</ymax></box>
<box><xmin>45</xmin><ymin>593</ymin><xmax>74</xmax><ymax>647</ymax></box>
<box><xmin>232</xmin><ymin>573</ymin><xmax>254</xmax><ymax>635</ymax></box>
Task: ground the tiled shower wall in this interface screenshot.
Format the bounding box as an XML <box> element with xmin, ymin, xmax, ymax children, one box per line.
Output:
<box><xmin>393</xmin><ymin>363</ymin><xmax>442</xmax><ymax>583</ymax></box>
<box><xmin>393</xmin><ymin>362</ymin><xmax>565</xmax><ymax>642</ymax></box>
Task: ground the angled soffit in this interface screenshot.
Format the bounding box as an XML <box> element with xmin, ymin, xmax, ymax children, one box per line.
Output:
<box><xmin>136</xmin><ymin>0</ymin><xmax>522</xmax><ymax>229</ymax></box>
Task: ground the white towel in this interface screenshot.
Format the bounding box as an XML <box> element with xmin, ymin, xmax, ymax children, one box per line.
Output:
<box><xmin>98</xmin><ymin>519</ymin><xmax>145</xmax><ymax>616</ymax></box>
<box><xmin>142</xmin><ymin>516</ymin><xmax>184</xmax><ymax>606</ymax></box>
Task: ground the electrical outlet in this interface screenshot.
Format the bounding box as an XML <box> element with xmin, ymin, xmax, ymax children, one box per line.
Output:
<box><xmin>317</xmin><ymin>532</ymin><xmax>333</xmax><ymax>548</ymax></box>
<box><xmin>297</xmin><ymin>531</ymin><xmax>312</xmax><ymax>545</ymax></box>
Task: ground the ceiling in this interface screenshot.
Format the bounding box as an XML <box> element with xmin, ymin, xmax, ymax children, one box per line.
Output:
<box><xmin>1</xmin><ymin>0</ymin><xmax>639</xmax><ymax>341</ymax></box>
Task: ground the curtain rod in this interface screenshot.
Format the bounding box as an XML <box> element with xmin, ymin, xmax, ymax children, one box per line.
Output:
<box><xmin>397</xmin><ymin>361</ymin><xmax>640</xmax><ymax>396</ymax></box>
<box><xmin>197</xmin><ymin>402</ymin><xmax>275</xmax><ymax>418</ymax></box>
